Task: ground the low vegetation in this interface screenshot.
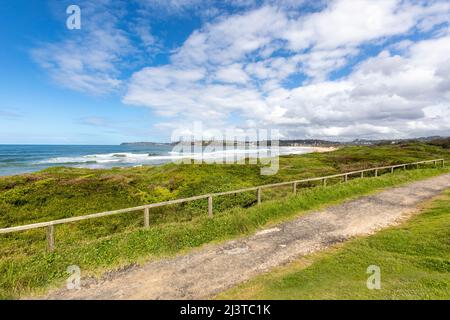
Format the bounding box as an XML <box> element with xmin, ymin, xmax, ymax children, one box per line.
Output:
<box><xmin>427</xmin><ymin>137</ymin><xmax>450</xmax><ymax>149</ymax></box>
<box><xmin>1</xmin><ymin>142</ymin><xmax>448</xmax><ymax>228</ymax></box>
<box><xmin>218</xmin><ymin>189</ymin><xmax>450</xmax><ymax>300</ymax></box>
<box><xmin>0</xmin><ymin>142</ymin><xmax>449</xmax><ymax>298</ymax></box>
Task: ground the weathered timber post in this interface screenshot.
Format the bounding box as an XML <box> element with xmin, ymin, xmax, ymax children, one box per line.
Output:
<box><xmin>144</xmin><ymin>207</ymin><xmax>149</xmax><ymax>229</ymax></box>
<box><xmin>361</xmin><ymin>171</ymin><xmax>364</xmax><ymax>178</ymax></box>
<box><xmin>375</xmin><ymin>169</ymin><xmax>378</xmax><ymax>177</ymax></box>
<box><xmin>208</xmin><ymin>196</ymin><xmax>213</xmax><ymax>218</ymax></box>
<box><xmin>391</xmin><ymin>167</ymin><xmax>394</xmax><ymax>173</ymax></box>
<box><xmin>293</xmin><ymin>182</ymin><xmax>297</xmax><ymax>194</ymax></box>
<box><xmin>257</xmin><ymin>188</ymin><xmax>262</xmax><ymax>205</ymax></box>
<box><xmin>403</xmin><ymin>165</ymin><xmax>406</xmax><ymax>170</ymax></box>
<box><xmin>323</xmin><ymin>178</ymin><xmax>327</xmax><ymax>187</ymax></box>
<box><xmin>344</xmin><ymin>174</ymin><xmax>348</xmax><ymax>182</ymax></box>
<box><xmin>442</xmin><ymin>160</ymin><xmax>445</xmax><ymax>168</ymax></box>
<box><xmin>47</xmin><ymin>225</ymin><xmax>55</xmax><ymax>252</ymax></box>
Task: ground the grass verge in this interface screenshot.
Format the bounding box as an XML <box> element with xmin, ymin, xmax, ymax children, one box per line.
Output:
<box><xmin>217</xmin><ymin>188</ymin><xmax>450</xmax><ymax>300</ymax></box>
<box><xmin>0</xmin><ymin>166</ymin><xmax>448</xmax><ymax>299</ymax></box>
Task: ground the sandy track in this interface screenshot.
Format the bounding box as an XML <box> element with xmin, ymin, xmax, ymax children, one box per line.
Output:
<box><xmin>43</xmin><ymin>173</ymin><xmax>450</xmax><ymax>300</ymax></box>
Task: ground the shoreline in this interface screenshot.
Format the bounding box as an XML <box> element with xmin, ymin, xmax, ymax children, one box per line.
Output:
<box><xmin>0</xmin><ymin>145</ymin><xmax>334</xmax><ymax>177</ymax></box>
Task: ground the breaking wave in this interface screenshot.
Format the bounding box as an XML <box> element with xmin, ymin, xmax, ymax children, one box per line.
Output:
<box><xmin>35</xmin><ymin>147</ymin><xmax>315</xmax><ymax>168</ymax></box>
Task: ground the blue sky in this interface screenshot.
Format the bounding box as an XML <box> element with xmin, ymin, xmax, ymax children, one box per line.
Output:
<box><xmin>1</xmin><ymin>0</ymin><xmax>450</xmax><ymax>144</ymax></box>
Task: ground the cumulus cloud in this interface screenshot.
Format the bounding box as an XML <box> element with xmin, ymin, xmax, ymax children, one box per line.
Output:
<box><xmin>32</xmin><ymin>0</ymin><xmax>156</xmax><ymax>94</ymax></box>
<box><xmin>281</xmin><ymin>35</ymin><xmax>450</xmax><ymax>139</ymax></box>
<box><xmin>33</xmin><ymin>0</ymin><xmax>450</xmax><ymax>139</ymax></box>
<box><xmin>215</xmin><ymin>64</ymin><xmax>250</xmax><ymax>84</ymax></box>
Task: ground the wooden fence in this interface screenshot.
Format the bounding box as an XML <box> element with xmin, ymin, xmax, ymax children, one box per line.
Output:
<box><xmin>0</xmin><ymin>158</ymin><xmax>445</xmax><ymax>252</ymax></box>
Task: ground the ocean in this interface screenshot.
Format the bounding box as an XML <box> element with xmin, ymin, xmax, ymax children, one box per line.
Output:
<box><xmin>0</xmin><ymin>144</ymin><xmax>316</xmax><ymax>176</ymax></box>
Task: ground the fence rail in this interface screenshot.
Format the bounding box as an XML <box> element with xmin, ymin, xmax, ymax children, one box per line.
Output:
<box><xmin>0</xmin><ymin>158</ymin><xmax>445</xmax><ymax>251</ymax></box>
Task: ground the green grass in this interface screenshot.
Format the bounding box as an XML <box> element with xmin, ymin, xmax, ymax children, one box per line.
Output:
<box><xmin>218</xmin><ymin>190</ymin><xmax>450</xmax><ymax>300</ymax></box>
<box><xmin>0</xmin><ymin>142</ymin><xmax>448</xmax><ymax>299</ymax></box>
<box><xmin>0</xmin><ymin>167</ymin><xmax>448</xmax><ymax>299</ymax></box>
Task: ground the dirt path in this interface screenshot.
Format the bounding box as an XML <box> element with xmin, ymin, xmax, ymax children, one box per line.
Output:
<box><xmin>43</xmin><ymin>173</ymin><xmax>450</xmax><ymax>300</ymax></box>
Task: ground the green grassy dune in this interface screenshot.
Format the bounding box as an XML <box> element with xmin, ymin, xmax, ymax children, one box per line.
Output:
<box><xmin>0</xmin><ymin>142</ymin><xmax>449</xmax><ymax>298</ymax></box>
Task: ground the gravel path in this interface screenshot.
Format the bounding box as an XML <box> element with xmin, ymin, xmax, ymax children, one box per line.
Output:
<box><xmin>43</xmin><ymin>173</ymin><xmax>450</xmax><ymax>300</ymax></box>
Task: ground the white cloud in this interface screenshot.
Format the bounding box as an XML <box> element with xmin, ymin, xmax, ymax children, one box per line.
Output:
<box><xmin>309</xmin><ymin>123</ymin><xmax>399</xmax><ymax>138</ymax></box>
<box><xmin>125</xmin><ymin>68</ymin><xmax>268</xmax><ymax>120</ymax></box>
<box><xmin>33</xmin><ymin>0</ymin><xmax>450</xmax><ymax>139</ymax></box>
<box><xmin>279</xmin><ymin>34</ymin><xmax>450</xmax><ymax>138</ymax></box>
<box><xmin>284</xmin><ymin>0</ymin><xmax>413</xmax><ymax>50</ymax></box>
<box><xmin>32</xmin><ymin>0</ymin><xmax>156</xmax><ymax>95</ymax></box>
<box><xmin>124</xmin><ymin>0</ymin><xmax>450</xmax><ymax>139</ymax></box>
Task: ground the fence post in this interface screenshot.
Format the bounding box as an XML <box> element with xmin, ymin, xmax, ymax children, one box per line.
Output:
<box><xmin>360</xmin><ymin>171</ymin><xmax>364</xmax><ymax>178</ymax></box>
<box><xmin>375</xmin><ymin>169</ymin><xmax>378</xmax><ymax>177</ymax></box>
<box><xmin>47</xmin><ymin>225</ymin><xmax>54</xmax><ymax>252</ymax></box>
<box><xmin>391</xmin><ymin>167</ymin><xmax>394</xmax><ymax>173</ymax></box>
<box><xmin>257</xmin><ymin>188</ymin><xmax>262</xmax><ymax>205</ymax></box>
<box><xmin>293</xmin><ymin>182</ymin><xmax>297</xmax><ymax>194</ymax></box>
<box><xmin>208</xmin><ymin>196</ymin><xmax>213</xmax><ymax>218</ymax></box>
<box><xmin>344</xmin><ymin>174</ymin><xmax>348</xmax><ymax>182</ymax></box>
<box><xmin>403</xmin><ymin>165</ymin><xmax>406</xmax><ymax>170</ymax></box>
<box><xmin>443</xmin><ymin>160</ymin><xmax>445</xmax><ymax>168</ymax></box>
<box><xmin>323</xmin><ymin>178</ymin><xmax>327</xmax><ymax>187</ymax></box>
<box><xmin>144</xmin><ymin>207</ymin><xmax>149</xmax><ymax>229</ymax></box>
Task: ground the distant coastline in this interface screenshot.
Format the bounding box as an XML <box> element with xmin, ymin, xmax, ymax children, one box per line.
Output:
<box><xmin>120</xmin><ymin>139</ymin><xmax>340</xmax><ymax>147</ymax></box>
<box><xmin>120</xmin><ymin>136</ymin><xmax>448</xmax><ymax>148</ymax></box>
